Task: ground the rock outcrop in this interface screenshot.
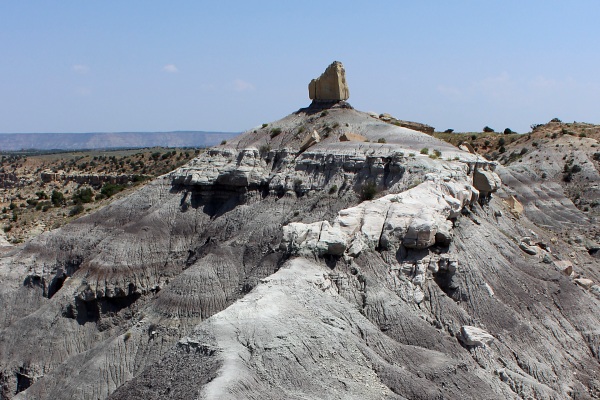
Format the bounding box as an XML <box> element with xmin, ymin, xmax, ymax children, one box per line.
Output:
<box><xmin>308</xmin><ymin>61</ymin><xmax>349</xmax><ymax>102</ymax></box>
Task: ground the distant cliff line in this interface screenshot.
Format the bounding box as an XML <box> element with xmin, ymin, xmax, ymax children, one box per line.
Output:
<box><xmin>0</xmin><ymin>131</ymin><xmax>239</xmax><ymax>151</ymax></box>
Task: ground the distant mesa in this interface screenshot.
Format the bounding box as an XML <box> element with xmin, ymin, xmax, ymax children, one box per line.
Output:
<box><xmin>308</xmin><ymin>61</ymin><xmax>350</xmax><ymax>102</ymax></box>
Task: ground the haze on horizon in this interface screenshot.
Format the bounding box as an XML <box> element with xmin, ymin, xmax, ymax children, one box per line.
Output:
<box><xmin>1</xmin><ymin>1</ymin><xmax>599</xmax><ymax>135</ymax></box>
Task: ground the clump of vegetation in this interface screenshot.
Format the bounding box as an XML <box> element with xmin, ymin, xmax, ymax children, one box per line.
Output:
<box><xmin>220</xmin><ymin>140</ymin><xmax>227</xmax><ymax>145</ymax></box>
<box><xmin>72</xmin><ymin>187</ymin><xmax>94</xmax><ymax>204</ymax></box>
<box><xmin>550</xmin><ymin>117</ymin><xmax>562</xmax><ymax>123</ymax></box>
<box><xmin>51</xmin><ymin>190</ymin><xmax>64</xmax><ymax>207</ymax></box>
<box><xmin>328</xmin><ymin>185</ymin><xmax>338</xmax><ymax>195</ymax></box>
<box><xmin>69</xmin><ymin>203</ymin><xmax>85</xmax><ymax>216</ymax></box>
<box><xmin>259</xmin><ymin>144</ymin><xmax>271</xmax><ymax>154</ymax></box>
<box><xmin>360</xmin><ymin>182</ymin><xmax>378</xmax><ymax>201</ymax></box>
<box><xmin>262</xmin><ymin>123</ymin><xmax>269</xmax><ymax>128</ymax></box>
<box><xmin>428</xmin><ymin>149</ymin><xmax>442</xmax><ymax>159</ymax></box>
<box><xmin>377</xmin><ymin>138</ymin><xmax>387</xmax><ymax>143</ymax></box>
<box><xmin>503</xmin><ymin>128</ymin><xmax>513</xmax><ymax>135</ymax></box>
<box><xmin>320</xmin><ymin>111</ymin><xmax>329</xmax><ymax>117</ymax></box>
<box><xmin>420</xmin><ymin>148</ymin><xmax>429</xmax><ymax>155</ymax></box>
<box><xmin>483</xmin><ymin>126</ymin><xmax>495</xmax><ymax>133</ymax></box>
<box><xmin>531</xmin><ymin>123</ymin><xmax>543</xmax><ymax>131</ymax></box>
<box><xmin>444</xmin><ymin>129</ymin><xmax>454</xmax><ymax>133</ymax></box>
<box><xmin>270</xmin><ymin>128</ymin><xmax>282</xmax><ymax>138</ymax></box>
<box><xmin>100</xmin><ymin>183</ymin><xmax>125</xmax><ymax>198</ymax></box>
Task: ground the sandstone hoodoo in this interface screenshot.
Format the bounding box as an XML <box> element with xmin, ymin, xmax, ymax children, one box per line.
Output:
<box><xmin>308</xmin><ymin>60</ymin><xmax>350</xmax><ymax>102</ymax></box>
<box><xmin>0</xmin><ymin>62</ymin><xmax>599</xmax><ymax>400</ymax></box>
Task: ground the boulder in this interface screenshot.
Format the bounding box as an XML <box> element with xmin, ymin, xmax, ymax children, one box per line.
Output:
<box><xmin>460</xmin><ymin>326</ymin><xmax>495</xmax><ymax>347</ymax></box>
<box><xmin>308</xmin><ymin>61</ymin><xmax>350</xmax><ymax>102</ymax></box>
<box><xmin>473</xmin><ymin>169</ymin><xmax>501</xmax><ymax>196</ymax></box>
<box><xmin>554</xmin><ymin>260</ymin><xmax>573</xmax><ymax>276</ymax></box>
<box><xmin>339</xmin><ymin>132</ymin><xmax>367</xmax><ymax>142</ymax></box>
<box><xmin>574</xmin><ymin>278</ymin><xmax>594</xmax><ymax>290</ymax></box>
<box><xmin>300</xmin><ymin>130</ymin><xmax>321</xmax><ymax>152</ymax></box>
<box><xmin>519</xmin><ymin>242</ymin><xmax>537</xmax><ymax>255</ymax></box>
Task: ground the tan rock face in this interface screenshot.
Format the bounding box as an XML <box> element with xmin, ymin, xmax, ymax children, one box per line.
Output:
<box><xmin>308</xmin><ymin>61</ymin><xmax>350</xmax><ymax>102</ymax></box>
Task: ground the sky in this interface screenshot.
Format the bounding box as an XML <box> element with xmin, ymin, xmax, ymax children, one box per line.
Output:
<box><xmin>1</xmin><ymin>1</ymin><xmax>599</xmax><ymax>134</ymax></box>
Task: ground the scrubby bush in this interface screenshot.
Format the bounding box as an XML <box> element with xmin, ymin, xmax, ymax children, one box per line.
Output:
<box><xmin>377</xmin><ymin>138</ymin><xmax>386</xmax><ymax>143</ymax></box>
<box><xmin>498</xmin><ymin>138</ymin><xmax>506</xmax><ymax>146</ymax></box>
<box><xmin>100</xmin><ymin>183</ymin><xmax>125</xmax><ymax>198</ymax></box>
<box><xmin>69</xmin><ymin>204</ymin><xmax>85</xmax><ymax>216</ymax></box>
<box><xmin>270</xmin><ymin>128</ymin><xmax>282</xmax><ymax>138</ymax></box>
<box><xmin>72</xmin><ymin>188</ymin><xmax>94</xmax><ymax>204</ymax></box>
<box><xmin>530</xmin><ymin>124</ymin><xmax>543</xmax><ymax>131</ymax></box>
<box><xmin>360</xmin><ymin>182</ymin><xmax>378</xmax><ymax>201</ymax></box>
<box><xmin>51</xmin><ymin>190</ymin><xmax>64</xmax><ymax>207</ymax></box>
<box><xmin>259</xmin><ymin>144</ymin><xmax>271</xmax><ymax>154</ymax></box>
<box><xmin>420</xmin><ymin>148</ymin><xmax>429</xmax><ymax>155</ymax></box>
<box><xmin>328</xmin><ymin>185</ymin><xmax>338</xmax><ymax>195</ymax></box>
<box><xmin>444</xmin><ymin>129</ymin><xmax>454</xmax><ymax>133</ymax></box>
<box><xmin>503</xmin><ymin>128</ymin><xmax>513</xmax><ymax>135</ymax></box>
<box><xmin>483</xmin><ymin>126</ymin><xmax>494</xmax><ymax>133</ymax></box>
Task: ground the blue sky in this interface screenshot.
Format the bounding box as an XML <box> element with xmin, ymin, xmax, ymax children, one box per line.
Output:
<box><xmin>1</xmin><ymin>1</ymin><xmax>599</xmax><ymax>133</ymax></box>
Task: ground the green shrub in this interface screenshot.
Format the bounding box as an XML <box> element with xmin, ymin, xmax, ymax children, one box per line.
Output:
<box><xmin>503</xmin><ymin>128</ymin><xmax>513</xmax><ymax>135</ymax></box>
<box><xmin>377</xmin><ymin>138</ymin><xmax>387</xmax><ymax>143</ymax></box>
<box><xmin>420</xmin><ymin>148</ymin><xmax>429</xmax><ymax>155</ymax></box>
<box><xmin>498</xmin><ymin>138</ymin><xmax>505</xmax><ymax>146</ymax></box>
<box><xmin>72</xmin><ymin>188</ymin><xmax>94</xmax><ymax>204</ymax></box>
<box><xmin>262</xmin><ymin>123</ymin><xmax>268</xmax><ymax>128</ymax></box>
<box><xmin>270</xmin><ymin>128</ymin><xmax>282</xmax><ymax>138</ymax></box>
<box><xmin>51</xmin><ymin>190</ymin><xmax>64</xmax><ymax>207</ymax></box>
<box><xmin>329</xmin><ymin>185</ymin><xmax>338</xmax><ymax>195</ymax></box>
<box><xmin>100</xmin><ymin>183</ymin><xmax>125</xmax><ymax>198</ymax></box>
<box><xmin>360</xmin><ymin>182</ymin><xmax>378</xmax><ymax>201</ymax></box>
<box><xmin>259</xmin><ymin>144</ymin><xmax>271</xmax><ymax>154</ymax></box>
<box><xmin>69</xmin><ymin>204</ymin><xmax>85</xmax><ymax>216</ymax></box>
<box><xmin>483</xmin><ymin>126</ymin><xmax>494</xmax><ymax>133</ymax></box>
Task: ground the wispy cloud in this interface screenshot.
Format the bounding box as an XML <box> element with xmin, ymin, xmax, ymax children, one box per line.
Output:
<box><xmin>72</xmin><ymin>64</ymin><xmax>90</xmax><ymax>74</ymax></box>
<box><xmin>163</xmin><ymin>64</ymin><xmax>179</xmax><ymax>73</ymax></box>
<box><xmin>232</xmin><ymin>79</ymin><xmax>255</xmax><ymax>92</ymax></box>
